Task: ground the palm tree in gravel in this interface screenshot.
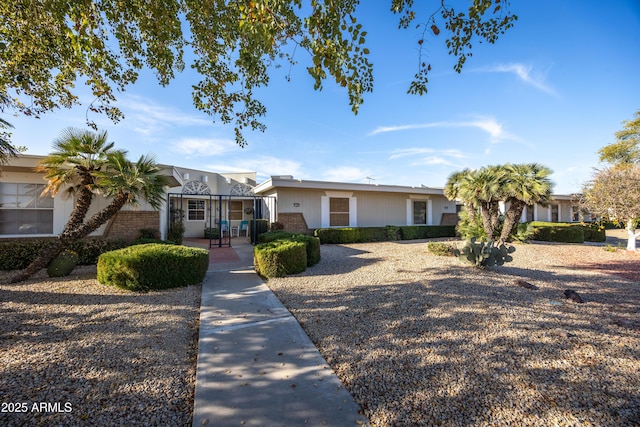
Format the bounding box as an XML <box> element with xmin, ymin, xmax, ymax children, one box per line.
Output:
<box><xmin>444</xmin><ymin>168</ymin><xmax>477</xmax><ymax>222</ymax></box>
<box><xmin>9</xmin><ymin>128</ymin><xmax>167</xmax><ymax>283</ymax></box>
<box><xmin>458</xmin><ymin>166</ymin><xmax>506</xmax><ymax>241</ymax></box>
<box><xmin>499</xmin><ymin>163</ymin><xmax>553</xmax><ymax>241</ymax></box>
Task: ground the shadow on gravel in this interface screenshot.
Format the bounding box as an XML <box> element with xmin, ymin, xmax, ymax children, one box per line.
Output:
<box><xmin>269</xmin><ymin>258</ymin><xmax>640</xmax><ymax>426</ymax></box>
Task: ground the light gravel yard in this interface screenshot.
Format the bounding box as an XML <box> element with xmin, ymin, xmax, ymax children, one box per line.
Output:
<box><xmin>1</xmin><ymin>233</ymin><xmax>639</xmax><ymax>426</ymax></box>
<box><xmin>0</xmin><ymin>267</ymin><xmax>200</xmax><ymax>427</ymax></box>
<box><xmin>267</xmin><ymin>240</ymin><xmax>640</xmax><ymax>426</ymax></box>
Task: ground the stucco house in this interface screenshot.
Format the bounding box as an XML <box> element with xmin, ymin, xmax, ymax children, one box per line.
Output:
<box><xmin>253</xmin><ymin>175</ymin><xmax>581</xmax><ymax>233</ymax></box>
<box><xmin>1</xmin><ymin>155</ymin><xmax>583</xmax><ymax>242</ymax></box>
<box><xmin>0</xmin><ymin>155</ymin><xmax>262</xmax><ymax>241</ymax></box>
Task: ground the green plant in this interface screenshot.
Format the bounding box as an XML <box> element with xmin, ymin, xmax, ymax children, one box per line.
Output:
<box><xmin>270</xmin><ymin>221</ymin><xmax>285</xmax><ymax>230</ymax></box>
<box><xmin>254</xmin><ymin>240</ymin><xmax>307</xmax><ymax>278</ymax></box>
<box><xmin>249</xmin><ymin>219</ymin><xmax>269</xmax><ymax>241</ymax></box>
<box><xmin>47</xmin><ymin>250</ymin><xmax>79</xmax><ymax>277</ymax></box>
<box><xmin>204</xmin><ymin>227</ymin><xmax>221</xmax><ymax>239</ymax></box>
<box><xmin>132</xmin><ymin>238</ymin><xmax>175</xmax><ymax>245</ymax></box>
<box><xmin>97</xmin><ymin>244</ymin><xmax>208</xmax><ymax>291</ymax></box>
<box><xmin>427</xmin><ymin>241</ymin><xmax>457</xmax><ymax>257</ymax></box>
<box><xmin>167</xmin><ymin>221</ymin><xmax>185</xmax><ymax>245</ymax></box>
<box><xmin>138</xmin><ymin>228</ymin><xmax>160</xmax><ymax>240</ymax></box>
<box><xmin>453</xmin><ymin>238</ymin><xmax>515</xmax><ymax>268</ymax></box>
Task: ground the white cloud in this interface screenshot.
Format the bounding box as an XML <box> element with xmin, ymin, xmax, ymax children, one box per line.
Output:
<box><xmin>171</xmin><ymin>137</ymin><xmax>239</xmax><ymax>157</ymax></box>
<box><xmin>207</xmin><ymin>156</ymin><xmax>305</xmax><ymax>181</ymax></box>
<box><xmin>389</xmin><ymin>148</ymin><xmax>466</xmax><ymax>160</ymax></box>
<box><xmin>321</xmin><ymin>166</ymin><xmax>372</xmax><ymax>183</ymax></box>
<box><xmin>115</xmin><ymin>94</ymin><xmax>211</xmax><ymax>136</ymax></box>
<box><xmin>370</xmin><ymin>117</ymin><xmax>520</xmax><ymax>143</ymax></box>
<box><xmin>479</xmin><ymin>63</ymin><xmax>556</xmax><ymax>95</ymax></box>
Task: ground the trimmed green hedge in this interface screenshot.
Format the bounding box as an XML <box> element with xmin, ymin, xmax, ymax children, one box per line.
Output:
<box><xmin>313</xmin><ymin>225</ymin><xmax>457</xmax><ymax>244</ymax></box>
<box><xmin>528</xmin><ymin>221</ymin><xmax>606</xmax><ymax>243</ymax></box>
<box><xmin>0</xmin><ymin>238</ymin><xmax>127</xmax><ymax>270</ymax></box>
<box><xmin>254</xmin><ymin>240</ymin><xmax>307</xmax><ymax>278</ymax></box>
<box><xmin>257</xmin><ymin>231</ymin><xmax>321</xmax><ymax>268</ymax></box>
<box><xmin>97</xmin><ymin>244</ymin><xmax>209</xmax><ymax>291</ymax></box>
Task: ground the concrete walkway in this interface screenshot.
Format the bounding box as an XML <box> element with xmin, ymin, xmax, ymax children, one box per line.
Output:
<box><xmin>191</xmin><ymin>239</ymin><xmax>368</xmax><ymax>427</ymax></box>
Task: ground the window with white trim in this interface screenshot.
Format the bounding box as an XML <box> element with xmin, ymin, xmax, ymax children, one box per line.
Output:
<box><xmin>329</xmin><ymin>197</ymin><xmax>350</xmax><ymax>226</ymax></box>
<box><xmin>229</xmin><ymin>200</ymin><xmax>243</xmax><ymax>220</ymax></box>
<box><xmin>413</xmin><ymin>201</ymin><xmax>427</xmax><ymax>225</ymax></box>
<box><xmin>0</xmin><ymin>183</ymin><xmax>54</xmax><ymax>235</ymax></box>
<box><xmin>187</xmin><ymin>199</ymin><xmax>205</xmax><ymax>221</ymax></box>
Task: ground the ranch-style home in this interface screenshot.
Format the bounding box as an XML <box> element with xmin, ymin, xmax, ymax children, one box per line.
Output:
<box><xmin>1</xmin><ymin>155</ymin><xmax>582</xmax><ymax>242</ymax></box>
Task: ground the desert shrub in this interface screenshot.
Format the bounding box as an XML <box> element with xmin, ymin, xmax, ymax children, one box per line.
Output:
<box><xmin>258</xmin><ymin>232</ymin><xmax>321</xmax><ymax>267</ymax></box>
<box><xmin>69</xmin><ymin>239</ymin><xmax>128</xmax><ymax>265</ymax></box>
<box><xmin>270</xmin><ymin>221</ymin><xmax>285</xmax><ymax>230</ymax></box>
<box><xmin>400</xmin><ymin>225</ymin><xmax>457</xmax><ymax>240</ymax></box>
<box><xmin>582</xmin><ymin>223</ymin><xmax>606</xmax><ymax>242</ymax></box>
<box><xmin>167</xmin><ymin>222</ymin><xmax>185</xmax><ymax>245</ymax></box>
<box><xmin>254</xmin><ymin>240</ymin><xmax>307</xmax><ymax>278</ymax></box>
<box><xmin>385</xmin><ymin>225</ymin><xmax>401</xmax><ymax>241</ymax></box>
<box><xmin>427</xmin><ymin>241</ymin><xmax>457</xmax><ymax>257</ymax></box>
<box><xmin>138</xmin><ymin>228</ymin><xmax>161</xmax><ymax>240</ymax></box>
<box><xmin>0</xmin><ymin>238</ymin><xmax>126</xmax><ymax>270</ymax></box>
<box><xmin>0</xmin><ymin>239</ymin><xmax>58</xmax><ymax>270</ymax></box>
<box><xmin>97</xmin><ymin>244</ymin><xmax>208</xmax><ymax>291</ymax></box>
<box><xmin>529</xmin><ymin>223</ymin><xmax>584</xmax><ymax>243</ymax></box>
<box><xmin>204</xmin><ymin>227</ymin><xmax>221</xmax><ymax>239</ymax></box>
<box><xmin>258</xmin><ymin>231</ymin><xmax>297</xmax><ymax>243</ymax></box>
<box><xmin>453</xmin><ymin>238</ymin><xmax>516</xmax><ymax>268</ymax></box>
<box><xmin>132</xmin><ymin>238</ymin><xmax>175</xmax><ymax>245</ymax></box>
<box><xmin>47</xmin><ymin>250</ymin><xmax>79</xmax><ymax>277</ymax></box>
<box><xmin>455</xmin><ymin>209</ymin><xmax>488</xmax><ymax>240</ymax></box>
<box><xmin>249</xmin><ymin>219</ymin><xmax>269</xmax><ymax>241</ymax></box>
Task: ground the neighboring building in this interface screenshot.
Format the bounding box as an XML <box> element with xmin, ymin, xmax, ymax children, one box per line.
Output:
<box><xmin>0</xmin><ymin>155</ymin><xmax>584</xmax><ymax>241</ymax></box>
<box><xmin>0</xmin><ymin>155</ymin><xmax>260</xmax><ymax>241</ymax></box>
<box><xmin>253</xmin><ymin>175</ymin><xmax>581</xmax><ymax>233</ymax></box>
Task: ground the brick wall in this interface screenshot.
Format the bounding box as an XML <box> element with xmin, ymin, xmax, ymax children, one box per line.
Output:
<box><xmin>103</xmin><ymin>211</ymin><xmax>160</xmax><ymax>242</ymax></box>
<box><xmin>277</xmin><ymin>212</ymin><xmax>309</xmax><ymax>234</ymax></box>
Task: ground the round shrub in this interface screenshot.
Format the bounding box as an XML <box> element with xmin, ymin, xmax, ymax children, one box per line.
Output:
<box><xmin>254</xmin><ymin>240</ymin><xmax>307</xmax><ymax>278</ymax></box>
<box><xmin>47</xmin><ymin>250</ymin><xmax>80</xmax><ymax>277</ymax></box>
<box><xmin>97</xmin><ymin>244</ymin><xmax>209</xmax><ymax>292</ymax></box>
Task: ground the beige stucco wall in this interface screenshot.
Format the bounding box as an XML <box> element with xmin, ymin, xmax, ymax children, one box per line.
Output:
<box><xmin>271</xmin><ymin>188</ymin><xmax>323</xmax><ymax>229</ymax></box>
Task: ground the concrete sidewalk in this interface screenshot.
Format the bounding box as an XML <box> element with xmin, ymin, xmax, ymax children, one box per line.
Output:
<box><xmin>192</xmin><ymin>240</ymin><xmax>368</xmax><ymax>426</ymax></box>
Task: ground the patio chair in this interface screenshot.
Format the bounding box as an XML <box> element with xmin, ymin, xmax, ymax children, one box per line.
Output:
<box><xmin>238</xmin><ymin>220</ymin><xmax>249</xmax><ymax>237</ymax></box>
<box><xmin>220</xmin><ymin>220</ymin><xmax>229</xmax><ymax>237</ymax></box>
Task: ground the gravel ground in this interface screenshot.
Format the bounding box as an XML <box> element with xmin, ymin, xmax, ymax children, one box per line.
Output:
<box><xmin>0</xmin><ymin>266</ymin><xmax>200</xmax><ymax>427</ymax></box>
<box><xmin>267</xmin><ymin>240</ymin><xmax>640</xmax><ymax>426</ymax></box>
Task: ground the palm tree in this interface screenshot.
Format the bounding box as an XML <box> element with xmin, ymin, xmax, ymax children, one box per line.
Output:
<box><xmin>458</xmin><ymin>166</ymin><xmax>506</xmax><ymax>241</ymax></box>
<box><xmin>0</xmin><ymin>117</ymin><xmax>18</xmax><ymax>169</ymax></box>
<box><xmin>499</xmin><ymin>163</ymin><xmax>553</xmax><ymax>241</ymax></box>
<box><xmin>444</xmin><ymin>168</ymin><xmax>476</xmax><ymax>222</ymax></box>
<box><xmin>9</xmin><ymin>129</ymin><xmax>167</xmax><ymax>283</ymax></box>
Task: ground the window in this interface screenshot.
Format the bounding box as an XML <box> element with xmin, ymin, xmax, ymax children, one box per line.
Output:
<box><xmin>550</xmin><ymin>204</ymin><xmax>559</xmax><ymax>222</ymax></box>
<box><xmin>229</xmin><ymin>200</ymin><xmax>243</xmax><ymax>220</ymax></box>
<box><xmin>526</xmin><ymin>205</ymin><xmax>534</xmax><ymax>222</ymax></box>
<box><xmin>0</xmin><ymin>183</ymin><xmax>54</xmax><ymax>235</ymax></box>
<box><xmin>329</xmin><ymin>198</ymin><xmax>349</xmax><ymax>226</ymax></box>
<box><xmin>187</xmin><ymin>200</ymin><xmax>205</xmax><ymax>221</ymax></box>
<box><xmin>413</xmin><ymin>201</ymin><xmax>427</xmax><ymax>224</ymax></box>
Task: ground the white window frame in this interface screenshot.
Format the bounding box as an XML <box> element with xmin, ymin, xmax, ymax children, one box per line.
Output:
<box><xmin>187</xmin><ymin>199</ymin><xmax>206</xmax><ymax>221</ymax></box>
<box><xmin>321</xmin><ymin>191</ymin><xmax>357</xmax><ymax>228</ymax></box>
<box><xmin>0</xmin><ymin>182</ymin><xmax>54</xmax><ymax>235</ymax></box>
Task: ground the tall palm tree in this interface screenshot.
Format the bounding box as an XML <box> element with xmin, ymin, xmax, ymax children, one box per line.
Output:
<box><xmin>458</xmin><ymin>166</ymin><xmax>506</xmax><ymax>241</ymax></box>
<box><xmin>444</xmin><ymin>168</ymin><xmax>476</xmax><ymax>222</ymax></box>
<box><xmin>0</xmin><ymin>117</ymin><xmax>18</xmax><ymax>169</ymax></box>
<box><xmin>10</xmin><ymin>130</ymin><xmax>167</xmax><ymax>283</ymax></box>
<box><xmin>37</xmin><ymin>127</ymin><xmax>120</xmax><ymax>238</ymax></box>
<box><xmin>499</xmin><ymin>163</ymin><xmax>553</xmax><ymax>241</ymax></box>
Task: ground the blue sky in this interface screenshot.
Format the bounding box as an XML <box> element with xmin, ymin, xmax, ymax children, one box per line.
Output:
<box><xmin>7</xmin><ymin>1</ymin><xmax>640</xmax><ymax>194</ymax></box>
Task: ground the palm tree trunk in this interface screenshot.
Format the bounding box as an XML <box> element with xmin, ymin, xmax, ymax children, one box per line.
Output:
<box><xmin>500</xmin><ymin>200</ymin><xmax>525</xmax><ymax>242</ymax></box>
<box><xmin>8</xmin><ymin>193</ymin><xmax>130</xmax><ymax>283</ymax></box>
<box><xmin>479</xmin><ymin>203</ymin><xmax>495</xmax><ymax>241</ymax></box>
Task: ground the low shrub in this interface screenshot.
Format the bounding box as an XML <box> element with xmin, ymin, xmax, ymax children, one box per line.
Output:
<box><xmin>453</xmin><ymin>238</ymin><xmax>516</xmax><ymax>268</ymax></box>
<box><xmin>254</xmin><ymin>240</ymin><xmax>307</xmax><ymax>278</ymax></box>
<box><xmin>400</xmin><ymin>225</ymin><xmax>457</xmax><ymax>240</ymax></box>
<box><xmin>529</xmin><ymin>222</ymin><xmax>584</xmax><ymax>243</ymax></box>
<box><xmin>258</xmin><ymin>231</ymin><xmax>321</xmax><ymax>267</ymax></box>
<box><xmin>427</xmin><ymin>241</ymin><xmax>457</xmax><ymax>257</ymax></box>
<box><xmin>97</xmin><ymin>244</ymin><xmax>209</xmax><ymax>291</ymax></box>
<box><xmin>0</xmin><ymin>238</ymin><xmax>126</xmax><ymax>270</ymax></box>
<box><xmin>138</xmin><ymin>228</ymin><xmax>161</xmax><ymax>240</ymax></box>
<box><xmin>249</xmin><ymin>219</ymin><xmax>269</xmax><ymax>241</ymax></box>
<box><xmin>132</xmin><ymin>238</ymin><xmax>175</xmax><ymax>245</ymax></box>
<box><xmin>204</xmin><ymin>227</ymin><xmax>221</xmax><ymax>239</ymax></box>
<box><xmin>270</xmin><ymin>222</ymin><xmax>285</xmax><ymax>230</ymax></box>
<box><xmin>314</xmin><ymin>225</ymin><xmax>457</xmax><ymax>244</ymax></box>
<box><xmin>167</xmin><ymin>222</ymin><xmax>185</xmax><ymax>245</ymax></box>
<box><xmin>47</xmin><ymin>250</ymin><xmax>79</xmax><ymax>277</ymax></box>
